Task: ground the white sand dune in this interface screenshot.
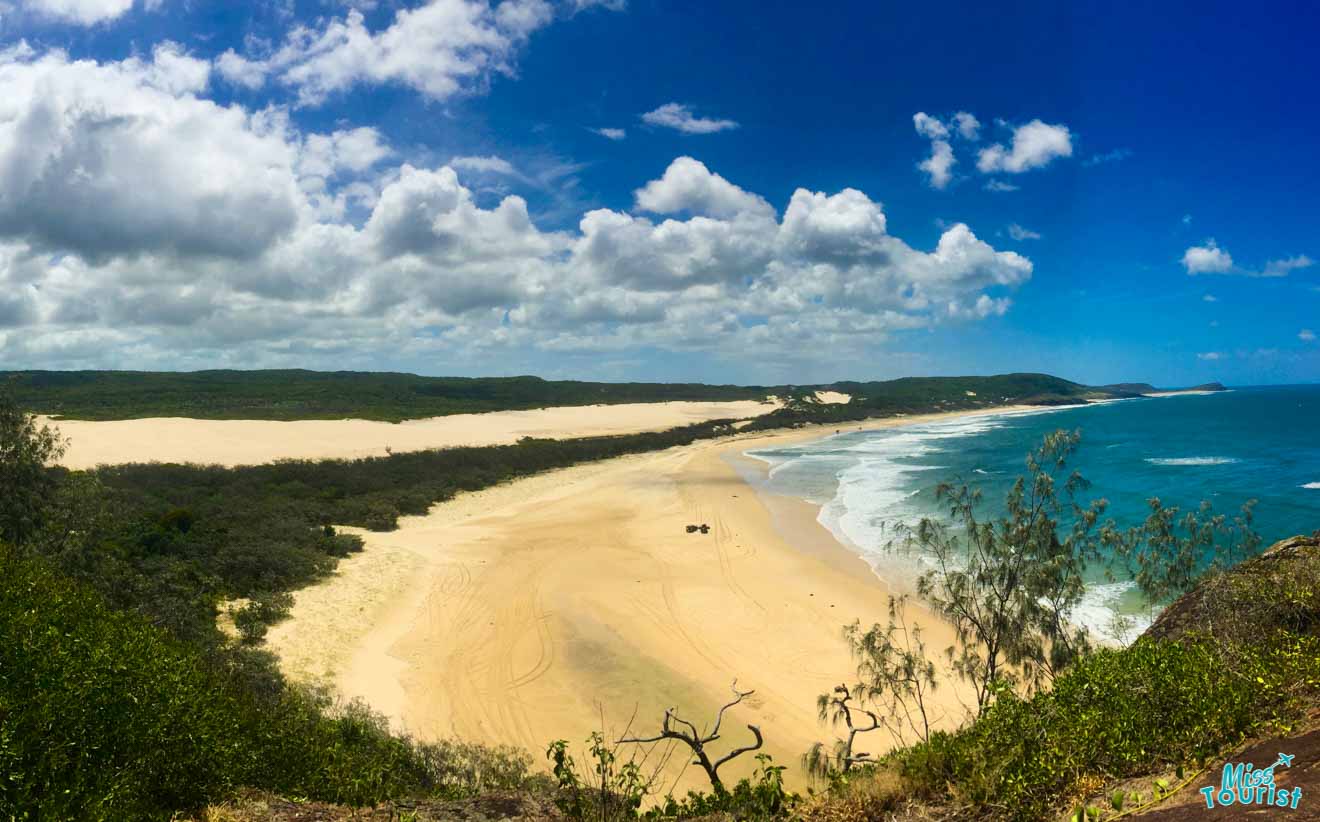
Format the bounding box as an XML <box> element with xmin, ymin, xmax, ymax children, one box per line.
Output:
<box><xmin>812</xmin><ymin>390</ymin><xmax>851</xmax><ymax>404</ymax></box>
<box><xmin>47</xmin><ymin>399</ymin><xmax>779</xmax><ymax>469</ymax></box>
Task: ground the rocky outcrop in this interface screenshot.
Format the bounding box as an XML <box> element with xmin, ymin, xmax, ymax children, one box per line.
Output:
<box><xmin>1143</xmin><ymin>533</ymin><xmax>1320</xmax><ymax>644</ymax></box>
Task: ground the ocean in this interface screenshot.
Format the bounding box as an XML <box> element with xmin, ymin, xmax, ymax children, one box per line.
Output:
<box><xmin>744</xmin><ymin>385</ymin><xmax>1320</xmax><ymax>643</ymax></box>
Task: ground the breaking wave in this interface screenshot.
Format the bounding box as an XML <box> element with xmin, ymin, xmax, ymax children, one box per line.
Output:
<box><xmin>1144</xmin><ymin>456</ymin><xmax>1240</xmax><ymax>466</ymax></box>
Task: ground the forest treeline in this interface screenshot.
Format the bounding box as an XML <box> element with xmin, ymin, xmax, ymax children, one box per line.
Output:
<box><xmin>2</xmin><ymin>369</ymin><xmax>781</xmax><ymax>421</ymax></box>
<box><xmin>4</xmin><ymin>369</ymin><xmax>1133</xmax><ymax>422</ymax></box>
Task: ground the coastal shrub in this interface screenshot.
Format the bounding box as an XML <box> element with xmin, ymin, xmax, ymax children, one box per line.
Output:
<box><xmin>547</xmin><ymin>733</ymin><xmax>649</xmax><ymax>820</ymax></box>
<box><xmin>0</xmin><ymin>394</ymin><xmax>64</xmax><ymax>546</ymax></box>
<box><xmin>0</xmin><ymin>546</ymin><xmax>541</xmax><ymax>819</ymax></box>
<box><xmin>545</xmin><ymin>733</ymin><xmax>800</xmax><ymax>821</ymax></box>
<box><xmin>0</xmin><ymin>545</ymin><xmax>248</xmax><ymax>819</ymax></box>
<box><xmin>901</xmin><ymin>430</ymin><xmax>1108</xmax><ymax>715</ymax></box>
<box><xmin>893</xmin><ymin>634</ymin><xmax>1320</xmax><ymax>819</ymax></box>
<box><xmin>645</xmin><ymin>754</ymin><xmax>799</xmax><ymax>820</ymax></box>
<box><xmin>233</xmin><ymin>591</ymin><xmax>294</xmax><ymax>645</ymax></box>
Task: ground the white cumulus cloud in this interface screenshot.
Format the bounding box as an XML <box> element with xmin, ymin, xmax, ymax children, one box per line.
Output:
<box><xmin>0</xmin><ymin>44</ymin><xmax>304</xmax><ymax>262</ymax></box>
<box><xmin>215</xmin><ymin>49</ymin><xmax>268</xmax><ymax>89</ymax></box>
<box><xmin>977</xmin><ymin>119</ymin><xmax>1073</xmax><ymax>174</ymax></box>
<box><xmin>1182</xmin><ymin>240</ymin><xmax>1235</xmax><ymax>274</ymax></box>
<box><xmin>0</xmin><ymin>44</ymin><xmax>1036</xmax><ymax>372</ymax></box>
<box><xmin>633</xmin><ymin>157</ymin><xmax>773</xmax><ymax>219</ymax></box>
<box><xmin>16</xmin><ymin>0</ymin><xmax>136</xmax><ymax>25</ymax></box>
<box><xmin>912</xmin><ymin>112</ymin><xmax>949</xmax><ymax>140</ymax></box>
<box><xmin>918</xmin><ymin>140</ymin><xmax>955</xmax><ymax>190</ymax></box>
<box><xmin>240</xmin><ymin>0</ymin><xmax>611</xmax><ymax>106</ymax></box>
<box><xmin>953</xmin><ymin>111</ymin><xmax>980</xmax><ymax>140</ymax></box>
<box><xmin>1182</xmin><ymin>241</ymin><xmax>1313</xmax><ymax>277</ymax></box>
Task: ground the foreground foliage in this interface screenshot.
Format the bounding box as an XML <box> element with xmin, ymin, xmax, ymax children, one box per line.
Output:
<box><xmin>546</xmin><ymin>733</ymin><xmax>798</xmax><ymax>821</ymax></box>
<box><xmin>0</xmin><ymin>547</ymin><xmax>540</xmax><ymax>820</ymax></box>
<box><xmin>892</xmin><ymin>634</ymin><xmax>1320</xmax><ymax>819</ymax></box>
<box><xmin>807</xmin><ymin>533</ymin><xmax>1320</xmax><ymax>821</ymax></box>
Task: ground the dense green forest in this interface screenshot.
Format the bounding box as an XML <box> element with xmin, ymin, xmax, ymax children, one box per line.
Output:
<box><xmin>2</xmin><ymin>368</ymin><xmax>1151</xmax><ymax>422</ymax></box>
<box><xmin>2</xmin><ymin>369</ymin><xmax>782</xmax><ymax>421</ymax></box>
<box><xmin>743</xmin><ymin>372</ymin><xmax>1126</xmax><ymax>430</ymax></box>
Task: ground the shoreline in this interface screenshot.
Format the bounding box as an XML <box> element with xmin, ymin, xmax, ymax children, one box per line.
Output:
<box><xmin>264</xmin><ymin>404</ymin><xmax>1037</xmax><ymax>791</ymax></box>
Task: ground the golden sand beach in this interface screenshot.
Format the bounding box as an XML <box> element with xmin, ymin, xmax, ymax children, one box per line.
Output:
<box><xmin>264</xmin><ymin>407</ymin><xmax>1034</xmax><ymax>792</ymax></box>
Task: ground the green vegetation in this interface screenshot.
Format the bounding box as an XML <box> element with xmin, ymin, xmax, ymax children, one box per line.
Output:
<box><xmin>913</xmin><ymin>429</ymin><xmax>1107</xmax><ymax>711</ymax></box>
<box><xmin>0</xmin><ymin>545</ymin><xmax>541</xmax><ymax>820</ymax></box>
<box><xmin>547</xmin><ymin>733</ymin><xmax>798</xmax><ymax>821</ymax></box>
<box><xmin>0</xmin><ymin>389</ymin><xmax>65</xmax><ymax>546</ymax></box>
<box><xmin>4</xmin><ymin>368</ymin><xmax>1151</xmax><ymax>422</ymax></box>
<box><xmin>745</xmin><ymin>372</ymin><xmax>1121</xmax><ymax>431</ymax></box>
<box><xmin>891</xmin><ymin>633</ymin><xmax>1319</xmax><ymax>819</ymax></box>
<box><xmin>0</xmin><ymin>378</ymin><xmax>1296</xmax><ymax>822</ymax></box>
<box><xmin>3</xmin><ymin>369</ymin><xmax>779</xmax><ymax>421</ymax></box>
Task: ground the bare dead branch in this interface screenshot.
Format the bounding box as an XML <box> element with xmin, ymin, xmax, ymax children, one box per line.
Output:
<box><xmin>712</xmin><ymin>724</ymin><xmax>763</xmax><ymax>772</ymax></box>
<box><xmin>708</xmin><ymin>678</ymin><xmax>752</xmax><ymax>741</ymax></box>
<box><xmin>617</xmin><ymin>679</ymin><xmax>763</xmax><ymax>793</ymax></box>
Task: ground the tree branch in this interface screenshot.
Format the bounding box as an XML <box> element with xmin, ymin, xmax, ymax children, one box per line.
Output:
<box><xmin>712</xmin><ymin>724</ymin><xmax>763</xmax><ymax>774</ymax></box>
<box><xmin>707</xmin><ymin>679</ymin><xmax>752</xmax><ymax>742</ymax></box>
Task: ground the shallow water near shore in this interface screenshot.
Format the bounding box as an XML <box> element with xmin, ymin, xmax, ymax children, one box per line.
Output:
<box><xmin>747</xmin><ymin>385</ymin><xmax>1320</xmax><ymax>642</ymax></box>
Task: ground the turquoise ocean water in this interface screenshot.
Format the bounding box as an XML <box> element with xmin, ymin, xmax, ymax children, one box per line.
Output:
<box><xmin>745</xmin><ymin>385</ymin><xmax>1320</xmax><ymax>642</ymax></box>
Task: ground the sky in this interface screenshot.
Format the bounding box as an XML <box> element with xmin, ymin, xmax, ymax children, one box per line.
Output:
<box><xmin>0</xmin><ymin>0</ymin><xmax>1315</xmax><ymax>387</ymax></box>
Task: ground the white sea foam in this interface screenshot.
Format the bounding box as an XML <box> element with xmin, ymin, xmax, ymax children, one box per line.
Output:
<box><xmin>811</xmin><ymin>414</ymin><xmax>1013</xmax><ymax>555</ymax></box>
<box><xmin>1144</xmin><ymin>456</ymin><xmax>1240</xmax><ymax>466</ymax></box>
<box><xmin>1071</xmin><ymin>581</ymin><xmax>1152</xmax><ymax>645</ymax></box>
<box><xmin>757</xmin><ymin>405</ymin><xmax>1165</xmax><ymax>648</ymax></box>
<box><xmin>1303</xmin><ymin>482</ymin><xmax>1320</xmax><ymax>490</ymax></box>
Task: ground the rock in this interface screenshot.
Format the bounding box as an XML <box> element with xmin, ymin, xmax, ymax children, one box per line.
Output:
<box><xmin>1142</xmin><ymin>533</ymin><xmax>1320</xmax><ymax>644</ymax></box>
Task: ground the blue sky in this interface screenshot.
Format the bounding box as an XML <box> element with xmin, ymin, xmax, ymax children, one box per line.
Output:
<box><xmin>0</xmin><ymin>0</ymin><xmax>1315</xmax><ymax>386</ymax></box>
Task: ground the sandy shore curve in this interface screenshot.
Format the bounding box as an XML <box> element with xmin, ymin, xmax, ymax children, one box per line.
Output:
<box><xmin>264</xmin><ymin>409</ymin><xmax>1032</xmax><ymax>792</ymax></box>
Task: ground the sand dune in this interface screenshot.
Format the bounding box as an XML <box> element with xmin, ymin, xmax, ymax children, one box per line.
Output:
<box><xmin>812</xmin><ymin>391</ymin><xmax>852</xmax><ymax>404</ymax></box>
<box><xmin>264</xmin><ymin>410</ymin><xmax>1026</xmax><ymax>793</ymax></box>
<box><xmin>46</xmin><ymin>399</ymin><xmax>779</xmax><ymax>469</ymax></box>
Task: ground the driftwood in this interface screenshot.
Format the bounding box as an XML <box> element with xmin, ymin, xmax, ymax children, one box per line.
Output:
<box><xmin>618</xmin><ymin>679</ymin><xmax>763</xmax><ymax>792</ymax></box>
